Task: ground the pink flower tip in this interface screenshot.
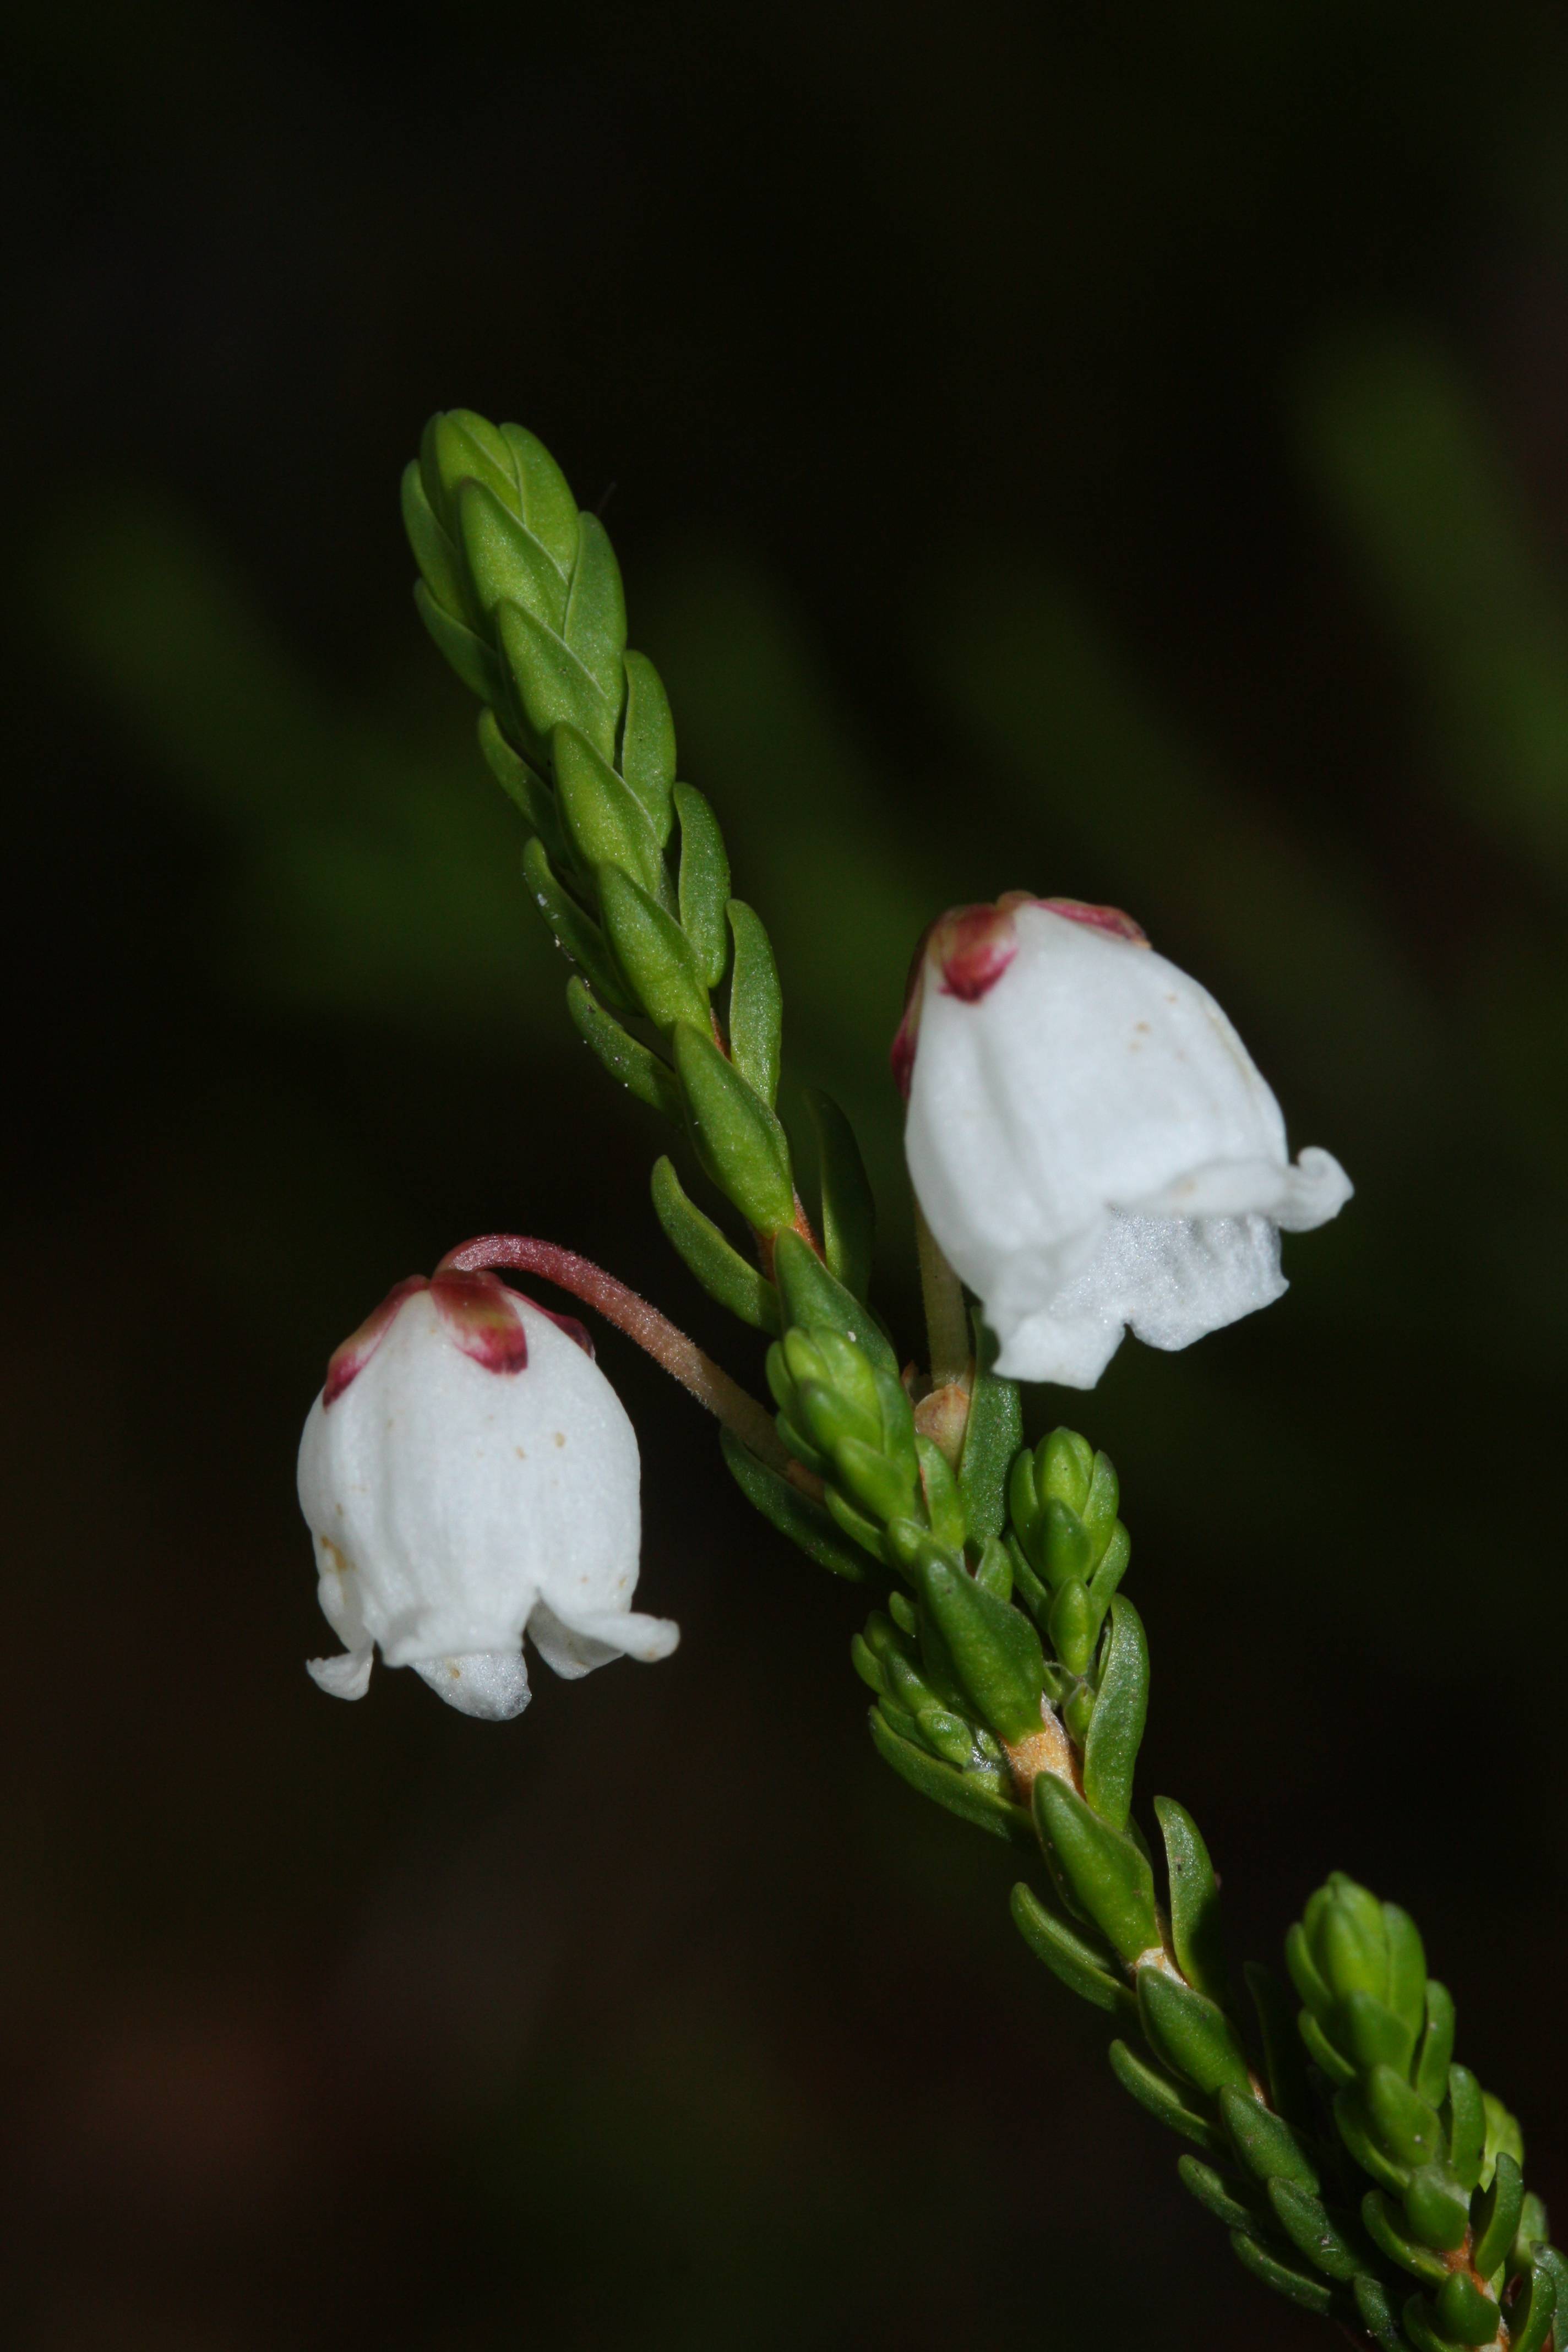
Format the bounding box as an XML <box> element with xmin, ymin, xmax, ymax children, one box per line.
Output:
<box><xmin>322</xmin><ymin>1268</ymin><xmax>532</xmax><ymax>1406</ymax></box>
<box><xmin>891</xmin><ymin>893</ymin><xmax>1147</xmax><ymax>1098</ymax></box>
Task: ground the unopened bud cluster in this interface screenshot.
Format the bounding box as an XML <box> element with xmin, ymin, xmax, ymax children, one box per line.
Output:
<box><xmin>1282</xmin><ymin>1875</ymin><xmax>1556</xmax><ymax>2352</ymax></box>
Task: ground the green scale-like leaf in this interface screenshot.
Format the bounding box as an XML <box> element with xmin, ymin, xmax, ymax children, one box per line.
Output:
<box><xmin>1010</xmin><ymin>1882</ymin><xmax>1135</xmax><ymax>2018</ymax></box>
<box><xmin>672</xmin><ymin>1017</ymin><xmax>797</xmax><ymax>1233</ymax></box>
<box><xmin>720</xmin><ymin>1430</ymin><xmax>866</xmax><ymax>1581</ymax></box>
<box><xmin>1081</xmin><ymin>1596</ymin><xmax>1148</xmax><ymax>1830</ymax></box>
<box><xmin>1155</xmin><ymin>1796</ymin><xmax>1226</xmax><ymax>2002</ymax></box>
<box><xmin>523</xmin><ymin>839</ymin><xmax>632</xmax><ymax>1010</ymax></box>
<box><xmin>674</xmin><ymin>786</ymin><xmax>731</xmax><ymax>986</ymax></box>
<box><xmin>1138</xmin><ymin>1969</ymin><xmax>1252</xmax><ymax>2100</ymax></box>
<box><xmin>867</xmin><ymin>1708</ymin><xmax>1031</xmax><ymax>1844</ymax></box>
<box><xmin>1108</xmin><ymin>2040</ymin><xmax>1224</xmax><ymax>2157</ymax></box>
<box><xmin>556</xmin><ymin>722</ymin><xmax>667</xmax><ymax>901</ymax></box>
<box><xmin>600</xmin><ymin>871</ymin><xmax>710</xmax><ymax>1034</ymax></box>
<box><xmin>1033</xmin><ymin>1776</ymin><xmax>1159</xmax><ymax>1964</ymax></box>
<box><xmin>459</xmin><ymin>478</ymin><xmax>570</xmax><ymax>634</ymax></box>
<box><xmin>917</xmin><ymin>1553</ymin><xmax>1047</xmax><ymax>1744</ymax></box>
<box><xmin>619</xmin><ymin>651</ymin><xmax>677</xmax><ymax>840</ymax></box>
<box><xmin>804</xmin><ymin>1090</ymin><xmax>874</xmax><ymax>1301</ymax></box>
<box><xmin>568</xmin><ymin>979</ymin><xmax>682</xmax><ymax>1119</ymax></box>
<box><xmin>650</xmin><ymin>1155</ymin><xmax>780</xmax><ymax>1330</ymax></box>
<box><xmin>772</xmin><ymin>1231</ymin><xmax>897</xmax><ymax>1376</ymax></box>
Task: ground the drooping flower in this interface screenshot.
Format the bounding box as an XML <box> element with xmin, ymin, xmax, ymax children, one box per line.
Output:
<box><xmin>297</xmin><ymin>1268</ymin><xmax>677</xmax><ymax>1719</ymax></box>
<box><xmin>897</xmin><ymin>895</ymin><xmax>1352</xmax><ymax>1388</ymax></box>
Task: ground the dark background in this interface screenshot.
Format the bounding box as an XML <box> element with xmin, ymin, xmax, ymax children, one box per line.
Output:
<box><xmin>9</xmin><ymin>3</ymin><xmax>1568</xmax><ymax>2344</ymax></box>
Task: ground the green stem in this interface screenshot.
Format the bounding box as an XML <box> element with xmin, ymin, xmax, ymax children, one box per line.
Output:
<box><xmin>914</xmin><ymin>1195</ymin><xmax>971</xmax><ymax>1388</ymax></box>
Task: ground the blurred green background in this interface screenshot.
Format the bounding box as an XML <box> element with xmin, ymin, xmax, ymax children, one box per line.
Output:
<box><xmin>10</xmin><ymin>2</ymin><xmax>1568</xmax><ymax>2344</ymax></box>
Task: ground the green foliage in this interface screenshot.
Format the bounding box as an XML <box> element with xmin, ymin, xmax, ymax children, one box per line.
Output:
<box><xmin>402</xmin><ymin>409</ymin><xmax>805</xmax><ymax>1284</ymax></box>
<box><xmin>1004</xmin><ymin>1425</ymin><xmax>1131</xmax><ymax>1761</ymax></box>
<box><xmin>394</xmin><ymin>414</ymin><xmax>1558</xmax><ymax>2352</ymax></box>
<box><xmin>802</xmin><ymin>1090</ymin><xmax>874</xmax><ymax>1303</ymax></box>
<box><xmin>718</xmin><ymin>1430</ymin><xmax>866</xmax><ymax>1581</ymax></box>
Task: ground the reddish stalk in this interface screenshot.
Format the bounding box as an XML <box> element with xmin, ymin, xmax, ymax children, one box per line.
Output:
<box><xmin>437</xmin><ymin>1234</ymin><xmax>815</xmax><ymax>1492</ymax></box>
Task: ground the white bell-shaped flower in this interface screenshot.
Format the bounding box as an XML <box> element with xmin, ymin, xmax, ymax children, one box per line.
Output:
<box><xmin>899</xmin><ymin>896</ymin><xmax>1352</xmax><ymax>1388</ymax></box>
<box><xmin>297</xmin><ymin>1270</ymin><xmax>677</xmax><ymax>1720</ymax></box>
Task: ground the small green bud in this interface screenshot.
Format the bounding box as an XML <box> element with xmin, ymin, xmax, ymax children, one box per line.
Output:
<box><xmin>1313</xmin><ymin>1879</ymin><xmax>1391</xmax><ymax>2006</ymax></box>
<box><xmin>1036</xmin><ymin>1427</ymin><xmax>1094</xmax><ymax>1511</ymax></box>
<box><xmin>796</xmin><ymin>1379</ymin><xmax>880</xmax><ymax>1460</ymax></box>
<box><xmin>780</xmin><ymin>1328</ymin><xmax>827</xmax><ymax>1391</ymax></box>
<box><xmin>832</xmin><ymin>1436</ymin><xmax>919</xmax><ymax>1527</ymax></box>
<box><xmin>766</xmin><ymin>1341</ymin><xmax>799</xmax><ymax>1417</ymax></box>
<box><xmin>809</xmin><ymin>1329</ymin><xmax>882</xmax><ymax>1434</ymax></box>
<box><xmin>1049</xmin><ymin>1577</ymin><xmax>1096</xmax><ymax>1676</ymax></box>
<box><xmin>1040</xmin><ymin>1498</ymin><xmax>1094</xmax><ymax>1589</ymax></box>
<box><xmin>772</xmin><ymin>1231</ymin><xmax>900</xmax><ymax>1378</ymax></box>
